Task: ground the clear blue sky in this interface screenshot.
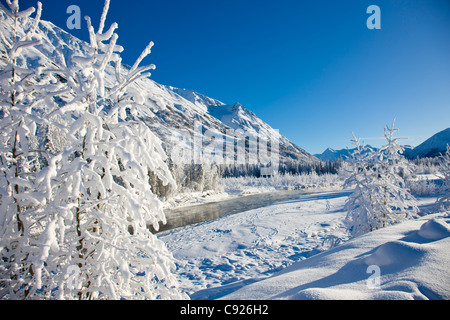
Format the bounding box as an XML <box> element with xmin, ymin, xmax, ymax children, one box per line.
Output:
<box><xmin>17</xmin><ymin>0</ymin><xmax>450</xmax><ymax>154</ymax></box>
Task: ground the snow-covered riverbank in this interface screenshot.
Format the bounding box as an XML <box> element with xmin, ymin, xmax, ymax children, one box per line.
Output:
<box><xmin>160</xmin><ymin>191</ymin><xmax>447</xmax><ymax>299</ymax></box>
<box><xmin>163</xmin><ymin>174</ymin><xmax>344</xmax><ymax>209</ymax></box>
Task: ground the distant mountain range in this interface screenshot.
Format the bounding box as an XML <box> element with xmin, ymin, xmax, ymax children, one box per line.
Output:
<box><xmin>315</xmin><ymin>128</ymin><xmax>450</xmax><ymax>161</ymax></box>
<box><xmin>314</xmin><ymin>146</ymin><xmax>378</xmax><ymax>162</ymax></box>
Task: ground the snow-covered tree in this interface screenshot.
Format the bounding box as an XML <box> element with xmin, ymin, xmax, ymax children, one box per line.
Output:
<box><xmin>343</xmin><ymin>134</ymin><xmax>379</xmax><ymax>236</ymax></box>
<box><xmin>46</xmin><ymin>0</ymin><xmax>184</xmax><ymax>300</ymax></box>
<box><xmin>0</xmin><ymin>0</ymin><xmax>71</xmax><ymax>299</ymax></box>
<box><xmin>436</xmin><ymin>144</ymin><xmax>450</xmax><ymax>211</ymax></box>
<box><xmin>1</xmin><ymin>0</ymin><xmax>186</xmax><ymax>300</ymax></box>
<box><xmin>344</xmin><ymin>120</ymin><xmax>418</xmax><ymax>236</ymax></box>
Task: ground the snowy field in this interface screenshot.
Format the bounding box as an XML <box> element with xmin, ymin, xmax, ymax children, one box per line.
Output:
<box><xmin>159</xmin><ymin>191</ymin><xmax>448</xmax><ymax>299</ymax></box>
<box><xmin>224</xmin><ymin>211</ymin><xmax>450</xmax><ymax>300</ymax></box>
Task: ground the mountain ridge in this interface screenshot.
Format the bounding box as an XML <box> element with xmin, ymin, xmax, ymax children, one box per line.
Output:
<box><xmin>314</xmin><ymin>145</ymin><xmax>378</xmax><ymax>162</ymax></box>
<box><xmin>315</xmin><ymin>127</ymin><xmax>450</xmax><ymax>161</ymax></box>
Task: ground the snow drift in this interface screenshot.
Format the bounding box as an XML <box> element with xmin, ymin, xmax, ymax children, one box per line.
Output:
<box><xmin>221</xmin><ymin>212</ymin><xmax>450</xmax><ymax>300</ymax></box>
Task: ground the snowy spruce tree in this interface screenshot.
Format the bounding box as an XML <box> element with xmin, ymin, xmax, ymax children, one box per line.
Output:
<box><xmin>1</xmin><ymin>0</ymin><xmax>186</xmax><ymax>299</ymax></box>
<box><xmin>436</xmin><ymin>145</ymin><xmax>450</xmax><ymax>211</ymax></box>
<box><xmin>344</xmin><ymin>120</ymin><xmax>418</xmax><ymax>236</ymax></box>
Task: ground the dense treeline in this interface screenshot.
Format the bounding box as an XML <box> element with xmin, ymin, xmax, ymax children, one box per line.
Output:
<box><xmin>149</xmin><ymin>158</ymin><xmax>343</xmax><ymax>199</ymax></box>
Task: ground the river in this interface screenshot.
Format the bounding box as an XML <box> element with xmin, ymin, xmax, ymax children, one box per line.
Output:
<box><xmin>155</xmin><ymin>188</ymin><xmax>350</xmax><ymax>233</ymax></box>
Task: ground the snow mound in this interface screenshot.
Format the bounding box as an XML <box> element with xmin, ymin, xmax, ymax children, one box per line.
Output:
<box><xmin>221</xmin><ymin>213</ymin><xmax>450</xmax><ymax>300</ymax></box>
<box><xmin>364</xmin><ymin>240</ymin><xmax>426</xmax><ymax>268</ymax></box>
<box><xmin>418</xmin><ymin>219</ymin><xmax>450</xmax><ymax>240</ymax></box>
<box><xmin>291</xmin><ymin>280</ymin><xmax>432</xmax><ymax>300</ymax></box>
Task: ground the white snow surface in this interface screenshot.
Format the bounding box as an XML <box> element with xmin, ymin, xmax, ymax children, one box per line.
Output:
<box><xmin>160</xmin><ymin>192</ymin><xmax>448</xmax><ymax>300</ymax></box>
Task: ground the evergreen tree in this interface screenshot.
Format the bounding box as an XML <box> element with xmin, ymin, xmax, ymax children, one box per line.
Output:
<box><xmin>344</xmin><ymin>120</ymin><xmax>418</xmax><ymax>236</ymax></box>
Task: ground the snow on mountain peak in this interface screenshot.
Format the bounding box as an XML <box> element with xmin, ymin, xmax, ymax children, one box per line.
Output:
<box><xmin>167</xmin><ymin>86</ymin><xmax>225</xmax><ymax>113</ymax></box>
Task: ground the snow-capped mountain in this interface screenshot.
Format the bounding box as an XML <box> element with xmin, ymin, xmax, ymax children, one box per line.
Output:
<box><xmin>314</xmin><ymin>147</ymin><xmax>351</xmax><ymax>162</ymax></box>
<box><xmin>16</xmin><ymin>15</ymin><xmax>318</xmax><ymax>168</ymax></box>
<box><xmin>315</xmin><ymin>146</ymin><xmax>378</xmax><ymax>162</ymax></box>
<box><xmin>405</xmin><ymin>128</ymin><xmax>450</xmax><ymax>159</ymax></box>
<box><xmin>167</xmin><ymin>87</ymin><xmax>224</xmax><ymax>110</ymax></box>
<box><xmin>208</xmin><ymin>103</ymin><xmax>271</xmax><ymax>133</ymax></box>
<box><xmin>132</xmin><ymin>81</ymin><xmax>319</xmax><ymax>166</ymax></box>
<box><xmin>207</xmin><ymin>102</ymin><xmax>315</xmax><ymax>162</ymax></box>
<box><xmin>47</xmin><ymin>18</ymin><xmax>319</xmax><ymax>168</ymax></box>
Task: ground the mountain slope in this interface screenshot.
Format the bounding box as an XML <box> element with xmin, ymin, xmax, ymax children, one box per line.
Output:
<box><xmin>406</xmin><ymin>128</ymin><xmax>450</xmax><ymax>159</ymax></box>
<box><xmin>167</xmin><ymin>87</ymin><xmax>225</xmax><ymax>111</ymax></box>
<box><xmin>207</xmin><ymin>103</ymin><xmax>314</xmax><ymax>162</ymax></box>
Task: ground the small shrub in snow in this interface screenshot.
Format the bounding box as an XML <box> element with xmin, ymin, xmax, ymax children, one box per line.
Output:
<box><xmin>321</xmin><ymin>235</ymin><xmax>342</xmax><ymax>250</ymax></box>
<box><xmin>436</xmin><ymin>145</ymin><xmax>450</xmax><ymax>211</ymax></box>
<box><xmin>219</xmin><ymin>172</ymin><xmax>340</xmax><ymax>193</ymax></box>
<box><xmin>406</xmin><ymin>178</ymin><xmax>439</xmax><ymax>196</ymax></box>
<box><xmin>344</xmin><ymin>120</ymin><xmax>419</xmax><ymax>236</ymax></box>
